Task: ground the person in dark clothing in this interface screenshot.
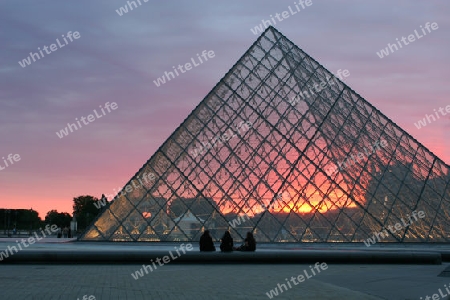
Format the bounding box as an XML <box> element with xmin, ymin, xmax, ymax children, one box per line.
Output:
<box><xmin>235</xmin><ymin>232</ymin><xmax>256</xmax><ymax>251</ymax></box>
<box><xmin>220</xmin><ymin>230</ymin><xmax>233</xmax><ymax>252</ymax></box>
<box><xmin>199</xmin><ymin>230</ymin><xmax>216</xmax><ymax>252</ymax></box>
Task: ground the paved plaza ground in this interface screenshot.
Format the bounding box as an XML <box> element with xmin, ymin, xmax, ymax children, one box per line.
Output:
<box><xmin>1</xmin><ymin>263</ymin><xmax>449</xmax><ymax>299</ymax></box>
<box><xmin>1</xmin><ymin>240</ymin><xmax>450</xmax><ymax>299</ymax></box>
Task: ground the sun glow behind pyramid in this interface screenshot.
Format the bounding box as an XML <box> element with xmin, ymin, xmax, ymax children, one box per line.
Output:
<box><xmin>211</xmin><ymin>159</ymin><xmax>362</xmax><ymax>217</ymax></box>
<box><xmin>81</xmin><ymin>27</ymin><xmax>450</xmax><ymax>243</ymax></box>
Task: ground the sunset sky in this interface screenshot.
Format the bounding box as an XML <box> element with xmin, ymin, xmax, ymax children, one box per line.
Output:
<box><xmin>1</xmin><ymin>1</ymin><xmax>449</xmax><ymax>219</ymax></box>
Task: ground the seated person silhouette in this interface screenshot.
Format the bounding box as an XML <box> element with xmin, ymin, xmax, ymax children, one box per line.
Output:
<box><xmin>220</xmin><ymin>230</ymin><xmax>233</xmax><ymax>252</ymax></box>
<box><xmin>199</xmin><ymin>230</ymin><xmax>216</xmax><ymax>252</ymax></box>
<box><xmin>235</xmin><ymin>232</ymin><xmax>256</xmax><ymax>252</ymax></box>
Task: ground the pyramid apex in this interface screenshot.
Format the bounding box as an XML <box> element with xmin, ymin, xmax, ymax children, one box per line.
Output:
<box><xmin>264</xmin><ymin>25</ymin><xmax>276</xmax><ymax>33</ymax></box>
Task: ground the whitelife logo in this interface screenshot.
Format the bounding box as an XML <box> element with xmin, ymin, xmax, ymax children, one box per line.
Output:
<box><xmin>376</xmin><ymin>22</ymin><xmax>438</xmax><ymax>59</ymax></box>
<box><xmin>420</xmin><ymin>283</ymin><xmax>450</xmax><ymax>300</ymax></box>
<box><xmin>363</xmin><ymin>210</ymin><xmax>425</xmax><ymax>247</ymax></box>
<box><xmin>190</xmin><ymin>121</ymin><xmax>252</xmax><ymax>158</ymax></box>
<box><xmin>325</xmin><ymin>139</ymin><xmax>387</xmax><ymax>177</ymax></box>
<box><xmin>250</xmin><ymin>0</ymin><xmax>313</xmax><ymax>35</ymax></box>
<box><xmin>115</xmin><ymin>0</ymin><xmax>149</xmax><ymax>16</ymax></box>
<box><xmin>265</xmin><ymin>262</ymin><xmax>328</xmax><ymax>298</ymax></box>
<box><xmin>131</xmin><ymin>244</ymin><xmax>193</xmax><ymax>280</ymax></box>
<box><xmin>413</xmin><ymin>104</ymin><xmax>450</xmax><ymax>129</ymax></box>
<box><xmin>153</xmin><ymin>50</ymin><xmax>215</xmax><ymax>87</ymax></box>
<box><xmin>94</xmin><ymin>171</ymin><xmax>158</xmax><ymax>209</ymax></box>
<box><xmin>77</xmin><ymin>296</ymin><xmax>95</xmax><ymax>300</ymax></box>
<box><xmin>0</xmin><ymin>225</ymin><xmax>59</xmax><ymax>262</ymax></box>
<box><xmin>289</xmin><ymin>69</ymin><xmax>350</xmax><ymax>107</ymax></box>
<box><xmin>55</xmin><ymin>102</ymin><xmax>118</xmax><ymax>139</ymax></box>
<box><xmin>18</xmin><ymin>31</ymin><xmax>81</xmax><ymax>68</ymax></box>
<box><xmin>0</xmin><ymin>154</ymin><xmax>21</xmax><ymax>172</ymax></box>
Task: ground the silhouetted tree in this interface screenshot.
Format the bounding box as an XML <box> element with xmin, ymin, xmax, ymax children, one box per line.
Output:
<box><xmin>0</xmin><ymin>209</ymin><xmax>42</xmax><ymax>232</ymax></box>
<box><xmin>44</xmin><ymin>210</ymin><xmax>72</xmax><ymax>227</ymax></box>
<box><xmin>73</xmin><ymin>195</ymin><xmax>101</xmax><ymax>231</ymax></box>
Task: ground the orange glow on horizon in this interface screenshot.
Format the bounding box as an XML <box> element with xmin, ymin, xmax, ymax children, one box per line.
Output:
<box><xmin>218</xmin><ymin>171</ymin><xmax>363</xmax><ymax>217</ymax></box>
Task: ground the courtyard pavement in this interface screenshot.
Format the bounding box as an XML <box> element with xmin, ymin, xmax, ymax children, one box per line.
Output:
<box><xmin>0</xmin><ymin>263</ymin><xmax>449</xmax><ymax>299</ymax></box>
<box><xmin>1</xmin><ymin>240</ymin><xmax>449</xmax><ymax>299</ymax></box>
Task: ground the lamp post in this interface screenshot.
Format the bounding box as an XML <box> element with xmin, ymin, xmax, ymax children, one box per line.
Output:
<box><xmin>14</xmin><ymin>210</ymin><xmax>17</xmax><ymax>236</ymax></box>
<box><xmin>6</xmin><ymin>209</ymin><xmax>10</xmax><ymax>237</ymax></box>
<box><xmin>70</xmin><ymin>214</ymin><xmax>77</xmax><ymax>239</ymax></box>
<box><xmin>30</xmin><ymin>208</ymin><xmax>33</xmax><ymax>236</ymax></box>
<box><xmin>3</xmin><ymin>210</ymin><xmax>6</xmax><ymax>235</ymax></box>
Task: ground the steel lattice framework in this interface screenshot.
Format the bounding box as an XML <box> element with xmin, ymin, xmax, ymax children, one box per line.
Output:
<box><xmin>81</xmin><ymin>27</ymin><xmax>450</xmax><ymax>243</ymax></box>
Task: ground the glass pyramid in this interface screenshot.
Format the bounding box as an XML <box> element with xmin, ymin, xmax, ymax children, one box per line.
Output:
<box><xmin>81</xmin><ymin>26</ymin><xmax>450</xmax><ymax>243</ymax></box>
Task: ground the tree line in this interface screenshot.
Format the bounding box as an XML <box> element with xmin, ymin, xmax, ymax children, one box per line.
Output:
<box><xmin>0</xmin><ymin>195</ymin><xmax>109</xmax><ymax>234</ymax></box>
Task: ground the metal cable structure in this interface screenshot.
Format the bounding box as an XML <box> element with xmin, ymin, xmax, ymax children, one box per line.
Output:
<box><xmin>81</xmin><ymin>27</ymin><xmax>450</xmax><ymax>243</ymax></box>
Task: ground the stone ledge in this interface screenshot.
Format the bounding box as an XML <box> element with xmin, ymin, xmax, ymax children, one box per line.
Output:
<box><xmin>1</xmin><ymin>249</ymin><xmax>442</xmax><ymax>264</ymax></box>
